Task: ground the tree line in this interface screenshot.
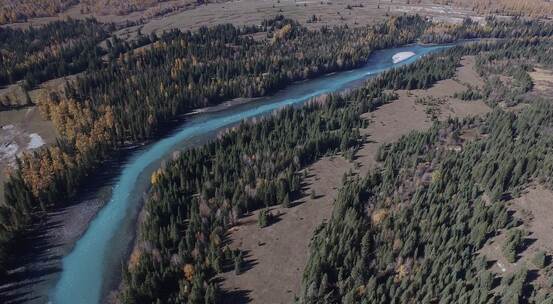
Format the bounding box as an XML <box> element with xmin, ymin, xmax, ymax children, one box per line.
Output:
<box><xmin>0</xmin><ymin>19</ymin><xmax>110</xmax><ymax>89</ymax></box>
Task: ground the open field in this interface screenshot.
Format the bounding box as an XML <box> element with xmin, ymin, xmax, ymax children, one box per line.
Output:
<box><xmin>356</xmin><ymin>55</ymin><xmax>490</xmax><ymax>175</ymax></box>
<box><xmin>2</xmin><ymin>0</ymin><xmax>485</xmax><ymax>39</ymax></box>
<box><xmin>432</xmin><ymin>0</ymin><xmax>553</xmax><ymax>18</ymax></box>
<box><xmin>220</xmin><ymin>156</ymin><xmax>353</xmax><ymax>303</ymax></box>
<box><xmin>139</xmin><ymin>0</ymin><xmax>481</xmax><ymax>36</ymax></box>
<box><xmin>220</xmin><ymin>55</ymin><xmax>492</xmax><ymax>303</ymax></box>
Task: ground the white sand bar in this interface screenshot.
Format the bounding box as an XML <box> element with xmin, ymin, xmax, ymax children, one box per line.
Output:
<box><xmin>392</xmin><ymin>51</ymin><xmax>416</xmax><ymax>64</ymax></box>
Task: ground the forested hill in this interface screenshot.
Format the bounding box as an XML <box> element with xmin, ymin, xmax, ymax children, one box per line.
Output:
<box><xmin>301</xmin><ymin>102</ymin><xmax>553</xmax><ymax>303</ymax></box>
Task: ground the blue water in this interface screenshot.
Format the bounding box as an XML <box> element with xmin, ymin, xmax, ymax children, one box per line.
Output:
<box><xmin>51</xmin><ymin>44</ymin><xmax>450</xmax><ymax>303</ymax></box>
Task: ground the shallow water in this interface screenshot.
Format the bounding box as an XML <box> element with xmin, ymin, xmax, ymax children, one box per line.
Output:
<box><xmin>50</xmin><ymin>44</ymin><xmax>451</xmax><ymax>304</ymax></box>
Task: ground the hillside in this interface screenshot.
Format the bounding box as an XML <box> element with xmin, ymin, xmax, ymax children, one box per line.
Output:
<box><xmin>434</xmin><ymin>0</ymin><xmax>553</xmax><ymax>17</ymax></box>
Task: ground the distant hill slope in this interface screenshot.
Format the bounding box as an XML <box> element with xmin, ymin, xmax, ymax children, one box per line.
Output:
<box><xmin>0</xmin><ymin>0</ymin><xmax>204</xmax><ymax>25</ymax></box>
<box><xmin>434</xmin><ymin>0</ymin><xmax>553</xmax><ymax>17</ymax></box>
<box><xmin>0</xmin><ymin>0</ymin><xmax>78</xmax><ymax>24</ymax></box>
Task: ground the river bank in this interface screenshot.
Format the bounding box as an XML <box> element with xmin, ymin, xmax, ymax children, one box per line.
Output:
<box><xmin>0</xmin><ymin>94</ymin><xmax>272</xmax><ymax>304</ymax></box>
<box><xmin>0</xmin><ymin>43</ymin><xmax>453</xmax><ymax>304</ymax></box>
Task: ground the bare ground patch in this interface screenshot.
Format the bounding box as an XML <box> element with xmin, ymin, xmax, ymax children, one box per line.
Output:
<box><xmin>355</xmin><ymin>91</ymin><xmax>431</xmax><ymax>176</ymax></box>
<box><xmin>219</xmin><ymin>156</ymin><xmax>353</xmax><ymax>303</ymax></box>
<box><xmin>529</xmin><ymin>67</ymin><xmax>553</xmax><ymax>98</ymax></box>
<box><xmin>456</xmin><ymin>56</ymin><xmax>484</xmax><ymax>88</ymax></box>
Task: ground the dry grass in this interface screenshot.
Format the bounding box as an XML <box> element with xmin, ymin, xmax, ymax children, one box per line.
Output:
<box><xmin>356</xmin><ymin>56</ymin><xmax>490</xmax><ymax>175</ymax></box>
<box><xmin>529</xmin><ymin>67</ymin><xmax>553</xmax><ymax>98</ymax></box>
<box><xmin>220</xmin><ymin>156</ymin><xmax>353</xmax><ymax>303</ymax></box>
<box><xmin>138</xmin><ymin>0</ymin><xmax>482</xmax><ymax>37</ymax></box>
<box><xmin>3</xmin><ymin>0</ymin><xmax>485</xmax><ymax>39</ymax></box>
<box><xmin>456</xmin><ymin>56</ymin><xmax>484</xmax><ymax>88</ymax></box>
<box><xmin>433</xmin><ymin>0</ymin><xmax>553</xmax><ymax>18</ymax></box>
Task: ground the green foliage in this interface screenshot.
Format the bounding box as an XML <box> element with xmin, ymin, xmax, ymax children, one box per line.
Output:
<box><xmin>0</xmin><ymin>19</ymin><xmax>109</xmax><ymax>87</ymax></box>
<box><xmin>258</xmin><ymin>209</ymin><xmax>273</xmax><ymax>228</ymax></box>
<box><xmin>301</xmin><ymin>100</ymin><xmax>553</xmax><ymax>303</ymax></box>
<box><xmin>453</xmin><ymin>86</ymin><xmax>483</xmax><ymax>100</ymax></box>
<box><xmin>502</xmin><ymin>229</ymin><xmax>525</xmax><ymax>263</ymax></box>
<box><xmin>532</xmin><ymin>250</ymin><xmax>547</xmax><ymax>269</ymax></box>
<box><xmin>234</xmin><ymin>252</ymin><xmax>243</xmax><ymax>275</ymax></box>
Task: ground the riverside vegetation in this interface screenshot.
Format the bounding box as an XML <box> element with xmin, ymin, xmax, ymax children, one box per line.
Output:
<box><xmin>2</xmin><ymin>13</ymin><xmax>553</xmax><ymax>303</ymax></box>
<box><xmin>122</xmin><ymin>26</ymin><xmax>553</xmax><ymax>303</ymax></box>
<box><xmin>0</xmin><ymin>14</ymin><xmax>485</xmax><ymax>276</ymax></box>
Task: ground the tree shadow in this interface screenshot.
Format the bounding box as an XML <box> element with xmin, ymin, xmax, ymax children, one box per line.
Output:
<box><xmin>240</xmin><ymin>253</ymin><xmax>259</xmax><ymax>273</ymax></box>
<box><xmin>545</xmin><ymin>254</ymin><xmax>552</xmax><ymax>267</ymax></box>
<box><xmin>519</xmin><ymin>237</ymin><xmax>537</xmax><ymax>254</ymax></box>
<box><xmin>222</xmin><ymin>289</ymin><xmax>253</xmax><ymax>304</ymax></box>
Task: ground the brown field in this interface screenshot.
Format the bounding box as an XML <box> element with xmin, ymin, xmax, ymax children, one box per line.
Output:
<box><xmin>220</xmin><ymin>55</ymin><xmax>491</xmax><ymax>303</ymax></box>
<box><xmin>2</xmin><ymin>0</ymin><xmax>483</xmax><ymax>39</ymax></box>
<box><xmin>455</xmin><ymin>56</ymin><xmax>484</xmax><ymax>88</ymax></box>
<box><xmin>432</xmin><ymin>0</ymin><xmax>553</xmax><ymax>18</ymax></box>
<box><xmin>138</xmin><ymin>0</ymin><xmax>480</xmax><ymax>36</ymax></box>
<box><xmin>356</xmin><ymin>55</ymin><xmax>490</xmax><ymax>175</ymax></box>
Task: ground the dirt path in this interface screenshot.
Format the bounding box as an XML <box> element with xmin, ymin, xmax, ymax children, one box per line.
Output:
<box><xmin>220</xmin><ymin>57</ymin><xmax>490</xmax><ymax>303</ymax></box>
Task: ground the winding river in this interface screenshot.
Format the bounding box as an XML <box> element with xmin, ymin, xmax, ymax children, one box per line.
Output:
<box><xmin>50</xmin><ymin>43</ymin><xmax>451</xmax><ymax>304</ymax></box>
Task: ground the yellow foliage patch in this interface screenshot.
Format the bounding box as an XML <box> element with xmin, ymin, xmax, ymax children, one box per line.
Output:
<box><xmin>183</xmin><ymin>263</ymin><xmax>195</xmax><ymax>281</ymax></box>
<box><xmin>395</xmin><ymin>263</ymin><xmax>409</xmax><ymax>283</ymax></box>
<box><xmin>128</xmin><ymin>249</ymin><xmax>141</xmax><ymax>270</ymax></box>
<box><xmin>432</xmin><ymin>170</ymin><xmax>442</xmax><ymax>184</ymax></box>
<box><xmin>371</xmin><ymin>208</ymin><xmax>389</xmax><ymax>225</ymax></box>
<box><xmin>151</xmin><ymin>169</ymin><xmax>163</xmax><ymax>185</ymax></box>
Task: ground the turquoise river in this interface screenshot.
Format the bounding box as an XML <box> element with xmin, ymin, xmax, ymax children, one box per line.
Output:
<box><xmin>51</xmin><ymin>44</ymin><xmax>452</xmax><ymax>303</ymax></box>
